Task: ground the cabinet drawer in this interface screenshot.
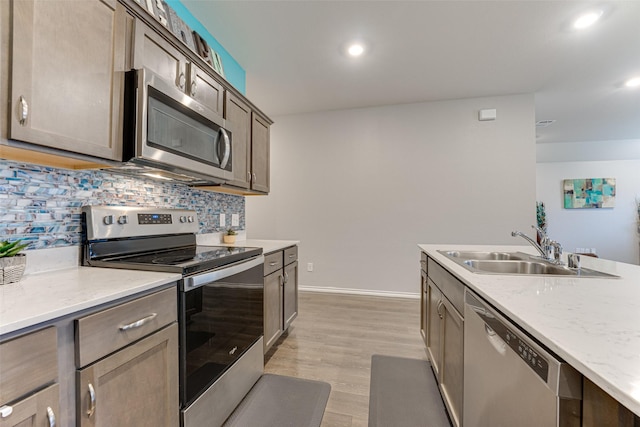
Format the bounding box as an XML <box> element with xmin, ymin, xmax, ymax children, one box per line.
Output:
<box><xmin>76</xmin><ymin>287</ymin><xmax>177</xmax><ymax>367</ymax></box>
<box><xmin>284</xmin><ymin>246</ymin><xmax>298</xmax><ymax>265</ymax></box>
<box><xmin>428</xmin><ymin>258</ymin><xmax>464</xmax><ymax>315</ymax></box>
<box><xmin>0</xmin><ymin>327</ymin><xmax>57</xmax><ymax>405</ymax></box>
<box><xmin>264</xmin><ymin>251</ymin><xmax>283</xmax><ymax>276</ymax></box>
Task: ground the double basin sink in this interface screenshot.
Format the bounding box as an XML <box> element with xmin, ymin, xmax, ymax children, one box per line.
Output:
<box><xmin>438</xmin><ymin>250</ymin><xmax>618</xmax><ymax>278</ymax></box>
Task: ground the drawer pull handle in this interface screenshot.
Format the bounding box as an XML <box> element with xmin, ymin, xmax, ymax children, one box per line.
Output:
<box><xmin>87</xmin><ymin>383</ymin><xmax>96</xmax><ymax>417</ymax></box>
<box><xmin>0</xmin><ymin>405</ymin><xmax>13</xmax><ymax>418</ymax></box>
<box><xmin>269</xmin><ymin>262</ymin><xmax>278</xmax><ymax>266</ymax></box>
<box><xmin>119</xmin><ymin>313</ymin><xmax>157</xmax><ymax>331</ymax></box>
<box><xmin>288</xmin><ymin>254</ymin><xmax>295</xmax><ymax>258</ymax></box>
<box><xmin>46</xmin><ymin>406</ymin><xmax>56</xmax><ymax>427</ymax></box>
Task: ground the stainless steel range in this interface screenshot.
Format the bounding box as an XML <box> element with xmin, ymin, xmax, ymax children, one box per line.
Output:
<box><xmin>82</xmin><ymin>206</ymin><xmax>265</xmax><ymax>427</ymax></box>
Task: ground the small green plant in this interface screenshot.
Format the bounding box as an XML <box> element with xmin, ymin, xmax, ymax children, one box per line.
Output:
<box><xmin>226</xmin><ymin>228</ymin><xmax>237</xmax><ymax>236</ymax></box>
<box><xmin>536</xmin><ymin>201</ymin><xmax>547</xmax><ymax>232</ymax></box>
<box><xmin>0</xmin><ymin>240</ymin><xmax>29</xmax><ymax>258</ymax></box>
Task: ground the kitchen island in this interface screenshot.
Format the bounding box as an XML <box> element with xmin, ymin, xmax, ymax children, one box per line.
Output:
<box><xmin>419</xmin><ymin>244</ymin><xmax>640</xmax><ymax>420</ymax></box>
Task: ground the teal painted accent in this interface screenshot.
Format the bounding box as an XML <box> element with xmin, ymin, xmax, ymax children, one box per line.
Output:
<box><xmin>165</xmin><ymin>0</ymin><xmax>246</xmax><ymax>94</ymax></box>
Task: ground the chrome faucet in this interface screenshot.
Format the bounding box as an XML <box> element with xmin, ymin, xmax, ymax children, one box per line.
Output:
<box><xmin>511</xmin><ymin>226</ymin><xmax>563</xmax><ymax>264</ymax></box>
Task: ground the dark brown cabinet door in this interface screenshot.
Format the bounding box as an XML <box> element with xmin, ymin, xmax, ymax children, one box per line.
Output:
<box><xmin>10</xmin><ymin>0</ymin><xmax>129</xmax><ymax>160</ymax></box>
<box><xmin>251</xmin><ymin>113</ymin><xmax>270</xmax><ymax>193</ymax></box>
<box><xmin>283</xmin><ymin>261</ymin><xmax>298</xmax><ymax>330</ymax></box>
<box><xmin>263</xmin><ymin>271</ymin><xmax>283</xmax><ymax>353</ymax></box>
<box><xmin>224</xmin><ymin>92</ymin><xmax>252</xmax><ymax>189</ymax></box>
<box><xmin>77</xmin><ymin>324</ymin><xmax>179</xmax><ymax>427</ymax></box>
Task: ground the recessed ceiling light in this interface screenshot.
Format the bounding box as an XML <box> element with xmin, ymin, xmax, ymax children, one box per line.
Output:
<box><xmin>624</xmin><ymin>77</ymin><xmax>640</xmax><ymax>88</ymax></box>
<box><xmin>573</xmin><ymin>10</ymin><xmax>603</xmax><ymax>29</ymax></box>
<box><xmin>347</xmin><ymin>43</ymin><xmax>365</xmax><ymax>57</ymax></box>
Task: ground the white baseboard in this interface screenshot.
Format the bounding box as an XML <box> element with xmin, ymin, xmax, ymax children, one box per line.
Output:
<box><xmin>299</xmin><ymin>286</ymin><xmax>420</xmax><ymax>300</ymax></box>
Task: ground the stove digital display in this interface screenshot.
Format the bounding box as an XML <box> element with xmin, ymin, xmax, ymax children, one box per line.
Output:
<box><xmin>138</xmin><ymin>213</ymin><xmax>173</xmax><ymax>225</ymax></box>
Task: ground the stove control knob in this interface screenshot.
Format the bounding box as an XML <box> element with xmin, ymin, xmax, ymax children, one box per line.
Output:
<box><xmin>103</xmin><ymin>215</ymin><xmax>114</xmax><ymax>225</ymax></box>
<box><xmin>187</xmin><ymin>216</ymin><xmax>194</xmax><ymax>223</ymax></box>
<box><xmin>118</xmin><ymin>215</ymin><xmax>128</xmax><ymax>225</ymax></box>
<box><xmin>179</xmin><ymin>216</ymin><xmax>187</xmax><ymax>223</ymax></box>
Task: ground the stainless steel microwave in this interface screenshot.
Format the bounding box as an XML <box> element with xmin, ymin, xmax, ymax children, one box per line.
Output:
<box><xmin>121</xmin><ymin>68</ymin><xmax>232</xmax><ymax>184</ymax></box>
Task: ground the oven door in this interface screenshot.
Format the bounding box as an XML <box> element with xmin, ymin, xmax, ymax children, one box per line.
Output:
<box><xmin>179</xmin><ymin>255</ymin><xmax>264</xmax><ymax>407</ymax></box>
<box><xmin>126</xmin><ymin>68</ymin><xmax>233</xmax><ymax>182</ymax></box>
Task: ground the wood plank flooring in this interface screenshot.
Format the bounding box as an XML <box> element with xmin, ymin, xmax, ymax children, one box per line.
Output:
<box><xmin>264</xmin><ymin>291</ymin><xmax>427</xmax><ymax>427</ymax></box>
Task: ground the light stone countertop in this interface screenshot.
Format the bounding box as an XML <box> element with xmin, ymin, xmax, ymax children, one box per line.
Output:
<box><xmin>0</xmin><ymin>266</ymin><xmax>181</xmax><ymax>337</ymax></box>
<box><xmin>419</xmin><ymin>243</ymin><xmax>640</xmax><ymax>417</ymax></box>
<box><xmin>196</xmin><ymin>234</ymin><xmax>299</xmax><ymax>254</ymax></box>
<box><xmin>0</xmin><ymin>239</ymin><xmax>298</xmax><ymax>338</ymax></box>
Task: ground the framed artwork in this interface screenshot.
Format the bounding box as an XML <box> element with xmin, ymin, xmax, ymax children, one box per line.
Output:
<box><xmin>563</xmin><ymin>178</ymin><xmax>616</xmax><ymax>209</ymax></box>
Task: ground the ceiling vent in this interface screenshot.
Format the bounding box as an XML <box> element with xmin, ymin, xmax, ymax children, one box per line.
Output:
<box><xmin>536</xmin><ymin>120</ymin><xmax>556</xmax><ymax>127</ymax></box>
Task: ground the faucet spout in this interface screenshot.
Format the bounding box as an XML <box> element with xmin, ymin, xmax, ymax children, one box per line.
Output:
<box><xmin>511</xmin><ymin>230</ymin><xmax>546</xmax><ymax>257</ymax></box>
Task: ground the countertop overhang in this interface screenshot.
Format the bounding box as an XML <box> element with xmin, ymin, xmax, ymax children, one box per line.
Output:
<box><xmin>419</xmin><ymin>243</ymin><xmax>640</xmax><ymax>417</ymax></box>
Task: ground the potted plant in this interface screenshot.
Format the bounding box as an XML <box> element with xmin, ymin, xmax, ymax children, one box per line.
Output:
<box><xmin>0</xmin><ymin>240</ymin><xmax>29</xmax><ymax>284</ymax></box>
<box><xmin>223</xmin><ymin>228</ymin><xmax>237</xmax><ymax>244</ymax></box>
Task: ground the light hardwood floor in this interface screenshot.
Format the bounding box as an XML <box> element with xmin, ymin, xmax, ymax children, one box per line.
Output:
<box><xmin>264</xmin><ymin>291</ymin><xmax>427</xmax><ymax>427</ymax></box>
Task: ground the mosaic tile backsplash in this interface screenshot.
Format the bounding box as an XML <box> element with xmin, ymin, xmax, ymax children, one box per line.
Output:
<box><xmin>0</xmin><ymin>160</ymin><xmax>245</xmax><ymax>250</ymax></box>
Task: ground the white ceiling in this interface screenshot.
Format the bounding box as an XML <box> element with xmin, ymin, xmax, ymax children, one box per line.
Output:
<box><xmin>181</xmin><ymin>1</ymin><xmax>640</xmax><ymax>144</ymax></box>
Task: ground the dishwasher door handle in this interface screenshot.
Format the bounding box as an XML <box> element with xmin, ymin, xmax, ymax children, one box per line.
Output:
<box><xmin>484</xmin><ymin>323</ymin><xmax>507</xmax><ymax>356</ymax></box>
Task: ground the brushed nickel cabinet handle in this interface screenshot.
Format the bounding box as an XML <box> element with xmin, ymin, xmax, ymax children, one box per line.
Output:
<box><xmin>252</xmin><ymin>172</ymin><xmax>257</xmax><ymax>183</ymax></box>
<box><xmin>436</xmin><ymin>300</ymin><xmax>444</xmax><ymax>320</ymax></box>
<box><xmin>284</xmin><ymin>271</ymin><xmax>289</xmax><ymax>283</ymax></box>
<box><xmin>269</xmin><ymin>261</ymin><xmax>278</xmax><ymax>267</ymax></box>
<box><xmin>119</xmin><ymin>313</ymin><xmax>157</xmax><ymax>331</ymax></box>
<box><xmin>0</xmin><ymin>405</ymin><xmax>13</xmax><ymax>418</ymax></box>
<box><xmin>87</xmin><ymin>383</ymin><xmax>96</xmax><ymax>417</ymax></box>
<box><xmin>288</xmin><ymin>254</ymin><xmax>295</xmax><ymax>259</ymax></box>
<box><xmin>177</xmin><ymin>72</ymin><xmax>186</xmax><ymax>90</ymax></box>
<box><xmin>46</xmin><ymin>406</ymin><xmax>56</xmax><ymax>427</ymax></box>
<box><xmin>248</xmin><ymin>172</ymin><xmax>252</xmax><ymax>181</ymax></box>
<box><xmin>19</xmin><ymin>96</ymin><xmax>28</xmax><ymax>126</ymax></box>
<box><xmin>279</xmin><ymin>275</ymin><xmax>284</xmax><ymax>286</ymax></box>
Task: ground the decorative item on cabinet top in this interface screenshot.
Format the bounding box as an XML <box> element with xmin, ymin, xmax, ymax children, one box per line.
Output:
<box><xmin>134</xmin><ymin>0</ymin><xmax>225</xmax><ymax>77</ymax></box>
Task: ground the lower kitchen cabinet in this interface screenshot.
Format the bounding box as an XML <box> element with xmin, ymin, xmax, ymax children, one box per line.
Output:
<box><xmin>424</xmin><ymin>255</ymin><xmax>464</xmax><ymax>427</ymax></box>
<box><xmin>76</xmin><ymin>324</ymin><xmax>178</xmax><ymax>427</ymax></box>
<box><xmin>0</xmin><ymin>327</ymin><xmax>59</xmax><ymax>427</ymax></box>
<box><xmin>263</xmin><ymin>245</ymin><xmax>299</xmax><ymax>354</ymax></box>
<box><xmin>75</xmin><ymin>287</ymin><xmax>179</xmax><ymax>427</ymax></box>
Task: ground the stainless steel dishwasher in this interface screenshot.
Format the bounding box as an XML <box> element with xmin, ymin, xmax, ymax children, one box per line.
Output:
<box><xmin>463</xmin><ymin>290</ymin><xmax>582</xmax><ymax>427</ymax></box>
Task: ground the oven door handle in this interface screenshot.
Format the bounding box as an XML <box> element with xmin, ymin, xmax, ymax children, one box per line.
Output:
<box><xmin>184</xmin><ymin>255</ymin><xmax>264</xmax><ymax>289</ymax></box>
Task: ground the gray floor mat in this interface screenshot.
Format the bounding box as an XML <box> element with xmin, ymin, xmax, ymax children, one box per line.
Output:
<box><xmin>223</xmin><ymin>374</ymin><xmax>331</xmax><ymax>427</ymax></box>
<box><xmin>368</xmin><ymin>354</ymin><xmax>451</xmax><ymax>427</ymax></box>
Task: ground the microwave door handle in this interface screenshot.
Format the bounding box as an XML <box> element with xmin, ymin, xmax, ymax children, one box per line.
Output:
<box><xmin>218</xmin><ymin>128</ymin><xmax>231</xmax><ymax>169</ymax></box>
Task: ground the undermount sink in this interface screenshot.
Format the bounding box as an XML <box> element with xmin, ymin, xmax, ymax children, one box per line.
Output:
<box><xmin>441</xmin><ymin>251</ymin><xmax>526</xmax><ymax>261</ymax></box>
<box><xmin>464</xmin><ymin>260</ymin><xmax>575</xmax><ymax>275</ymax></box>
<box><xmin>437</xmin><ymin>250</ymin><xmax>618</xmax><ymax>278</ymax></box>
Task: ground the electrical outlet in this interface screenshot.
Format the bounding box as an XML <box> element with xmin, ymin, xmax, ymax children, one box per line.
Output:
<box><xmin>307</xmin><ymin>262</ymin><xmax>313</xmax><ymax>272</ymax></box>
<box><xmin>231</xmin><ymin>214</ymin><xmax>239</xmax><ymax>227</ymax></box>
<box><xmin>219</xmin><ymin>213</ymin><xmax>226</xmax><ymax>228</ymax></box>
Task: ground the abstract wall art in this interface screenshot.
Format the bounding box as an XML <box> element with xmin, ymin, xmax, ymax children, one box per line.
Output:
<box><xmin>563</xmin><ymin>178</ymin><xmax>616</xmax><ymax>209</ymax></box>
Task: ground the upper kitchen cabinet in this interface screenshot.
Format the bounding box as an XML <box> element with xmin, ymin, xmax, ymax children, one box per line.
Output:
<box><xmin>216</xmin><ymin>93</ymin><xmax>272</xmax><ymax>194</ymax></box>
<box><xmin>251</xmin><ymin>113</ymin><xmax>271</xmax><ymax>193</ymax></box>
<box><xmin>224</xmin><ymin>92</ymin><xmax>252</xmax><ymax>189</ymax></box>
<box><xmin>132</xmin><ymin>18</ymin><xmax>224</xmax><ymax>118</ymax></box>
<box><xmin>9</xmin><ymin>0</ymin><xmax>131</xmax><ymax>161</ymax></box>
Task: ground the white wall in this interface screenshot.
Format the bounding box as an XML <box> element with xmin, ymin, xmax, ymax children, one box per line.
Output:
<box><xmin>247</xmin><ymin>94</ymin><xmax>537</xmax><ymax>295</ymax></box>
<box><xmin>536</xmin><ymin>150</ymin><xmax>640</xmax><ymax>264</ymax></box>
